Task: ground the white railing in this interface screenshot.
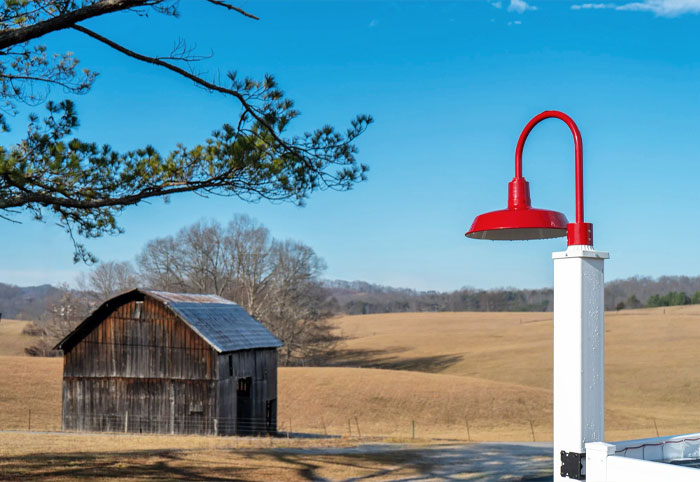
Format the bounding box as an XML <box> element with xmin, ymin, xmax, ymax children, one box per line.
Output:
<box><xmin>586</xmin><ymin>434</ymin><xmax>700</xmax><ymax>481</ymax></box>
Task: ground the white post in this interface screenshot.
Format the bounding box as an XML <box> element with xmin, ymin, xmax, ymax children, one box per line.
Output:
<box><xmin>553</xmin><ymin>245</ymin><xmax>609</xmax><ymax>480</ymax></box>
<box><xmin>586</xmin><ymin>442</ymin><xmax>616</xmax><ymax>482</ymax></box>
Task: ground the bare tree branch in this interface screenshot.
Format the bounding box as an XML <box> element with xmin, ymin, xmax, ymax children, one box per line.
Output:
<box><xmin>0</xmin><ymin>0</ymin><xmax>152</xmax><ymax>50</ymax></box>
<box><xmin>72</xmin><ymin>24</ymin><xmax>288</xmax><ymax>149</ymax></box>
<box><xmin>204</xmin><ymin>0</ymin><xmax>259</xmax><ymax>20</ymax></box>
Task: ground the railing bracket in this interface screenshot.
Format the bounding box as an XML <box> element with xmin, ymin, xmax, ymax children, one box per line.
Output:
<box><xmin>561</xmin><ymin>450</ymin><xmax>585</xmax><ymax>480</ymax></box>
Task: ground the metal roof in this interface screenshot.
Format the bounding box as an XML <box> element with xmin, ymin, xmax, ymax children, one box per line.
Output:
<box><xmin>144</xmin><ymin>289</ymin><xmax>282</xmax><ymax>352</ymax></box>
<box><xmin>55</xmin><ymin>289</ymin><xmax>282</xmax><ymax>353</ymax></box>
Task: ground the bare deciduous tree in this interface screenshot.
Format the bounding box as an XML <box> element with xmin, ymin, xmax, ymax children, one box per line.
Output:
<box><xmin>77</xmin><ymin>260</ymin><xmax>139</xmax><ymax>302</ymax></box>
<box><xmin>133</xmin><ymin>215</ymin><xmax>337</xmax><ymax>364</ymax></box>
<box><xmin>225</xmin><ymin>215</ymin><xmax>274</xmax><ymax>319</ymax></box>
<box><xmin>136</xmin><ymin>219</ymin><xmax>236</xmax><ymax>296</ymax></box>
<box><xmin>24</xmin><ymin>285</ymin><xmax>92</xmax><ymax>356</ymax></box>
<box><xmin>263</xmin><ymin>240</ymin><xmax>339</xmax><ymax>365</ymax></box>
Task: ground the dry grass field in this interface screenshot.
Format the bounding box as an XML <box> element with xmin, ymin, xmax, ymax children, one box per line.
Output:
<box><xmin>1</xmin><ymin>305</ymin><xmax>700</xmax><ymax>479</ymax></box>
<box><xmin>0</xmin><ymin>354</ymin><xmax>553</xmax><ymax>441</ymax></box>
<box><xmin>332</xmin><ymin>304</ymin><xmax>700</xmax><ymax>440</ymax></box>
<box><xmin>3</xmin><ymin>305</ymin><xmax>700</xmax><ymax>442</ymax></box>
<box><xmin>0</xmin><ymin>431</ymin><xmax>438</xmax><ymax>481</ymax></box>
<box><xmin>0</xmin><ymin>319</ymin><xmax>32</xmax><ymax>356</ymax></box>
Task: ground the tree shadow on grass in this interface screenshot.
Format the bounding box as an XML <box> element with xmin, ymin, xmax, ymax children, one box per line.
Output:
<box><xmin>0</xmin><ymin>449</ymin><xmax>248</xmax><ymax>481</ymax></box>
<box><xmin>327</xmin><ymin>347</ymin><xmax>464</xmax><ymax>373</ymax></box>
<box><xmin>0</xmin><ymin>442</ymin><xmax>552</xmax><ymax>481</ymax></box>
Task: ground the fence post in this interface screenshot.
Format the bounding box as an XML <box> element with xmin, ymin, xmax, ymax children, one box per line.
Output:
<box><xmin>28</xmin><ymin>409</ymin><xmax>31</xmax><ymax>431</ymax></box>
<box><xmin>348</xmin><ymin>418</ymin><xmax>352</xmax><ymax>437</ymax></box>
<box><xmin>653</xmin><ymin>418</ymin><xmax>660</xmax><ymax>437</ymax></box>
<box><xmin>125</xmin><ymin>411</ymin><xmax>129</xmax><ymax>433</ymax></box>
<box><xmin>354</xmin><ymin>416</ymin><xmax>362</xmax><ymax>439</ymax></box>
<box><xmin>411</xmin><ymin>420</ymin><xmax>415</xmax><ymax>440</ymax></box>
<box><xmin>529</xmin><ymin>419</ymin><xmax>536</xmax><ymax>442</ymax></box>
<box><xmin>465</xmin><ymin>415</ymin><xmax>471</xmax><ymax>442</ymax></box>
<box><xmin>586</xmin><ymin>442</ymin><xmax>615</xmax><ymax>482</ymax></box>
<box><xmin>321</xmin><ymin>416</ymin><xmax>327</xmax><ymax>436</ymax></box>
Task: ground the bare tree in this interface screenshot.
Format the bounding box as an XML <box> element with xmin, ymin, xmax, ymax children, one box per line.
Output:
<box><xmin>136</xmin><ymin>219</ymin><xmax>236</xmax><ymax>295</ymax></box>
<box><xmin>77</xmin><ymin>260</ymin><xmax>139</xmax><ymax>302</ymax></box>
<box><xmin>264</xmin><ymin>240</ymin><xmax>338</xmax><ymax>366</ymax></box>
<box><xmin>134</xmin><ymin>215</ymin><xmax>339</xmax><ymax>364</ymax></box>
<box><xmin>175</xmin><ymin>221</ymin><xmax>236</xmax><ymax>296</ymax></box>
<box><xmin>137</xmin><ymin>235</ymin><xmax>187</xmax><ymax>292</ymax></box>
<box><xmin>225</xmin><ymin>215</ymin><xmax>274</xmax><ymax>318</ymax></box>
<box><xmin>25</xmin><ymin>285</ymin><xmax>91</xmax><ymax>356</ymax></box>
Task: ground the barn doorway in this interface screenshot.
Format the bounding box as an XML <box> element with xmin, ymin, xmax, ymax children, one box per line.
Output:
<box><xmin>237</xmin><ymin>377</ymin><xmax>252</xmax><ymax>434</ymax></box>
<box><xmin>266</xmin><ymin>399</ymin><xmax>276</xmax><ymax>432</ymax></box>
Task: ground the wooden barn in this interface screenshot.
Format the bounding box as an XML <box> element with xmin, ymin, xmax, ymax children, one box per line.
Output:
<box><xmin>54</xmin><ymin>289</ymin><xmax>283</xmax><ymax>436</ymax></box>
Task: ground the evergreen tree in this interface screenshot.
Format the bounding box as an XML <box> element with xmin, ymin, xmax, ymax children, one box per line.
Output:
<box><xmin>0</xmin><ymin>1</ymin><xmax>371</xmax><ymax>261</ymax></box>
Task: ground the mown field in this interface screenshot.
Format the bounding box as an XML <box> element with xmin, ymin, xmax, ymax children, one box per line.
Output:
<box><xmin>0</xmin><ymin>431</ymin><xmax>442</xmax><ymax>481</ymax></box>
<box><xmin>2</xmin><ymin>306</ymin><xmax>700</xmax><ymax>443</ymax></box>
<box><xmin>332</xmin><ymin>305</ymin><xmax>700</xmax><ymax>441</ymax></box>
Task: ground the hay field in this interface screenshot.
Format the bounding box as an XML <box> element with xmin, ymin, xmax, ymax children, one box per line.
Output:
<box><xmin>0</xmin><ymin>354</ymin><xmax>555</xmax><ymax>441</ymax></box>
<box><xmin>333</xmin><ymin>304</ymin><xmax>700</xmax><ymax>440</ymax></box>
<box><xmin>2</xmin><ymin>305</ymin><xmax>700</xmax><ymax>443</ymax></box>
<box><xmin>0</xmin><ymin>319</ymin><xmax>32</xmax><ymax>356</ymax></box>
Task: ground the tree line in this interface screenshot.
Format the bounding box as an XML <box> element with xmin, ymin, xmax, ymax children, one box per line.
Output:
<box><xmin>325</xmin><ymin>280</ymin><xmax>554</xmax><ymax>314</ymax></box>
<box><xmin>17</xmin><ymin>244</ymin><xmax>700</xmax><ymax>361</ymax></box>
<box><xmin>328</xmin><ymin>278</ymin><xmax>700</xmax><ymax>314</ymax></box>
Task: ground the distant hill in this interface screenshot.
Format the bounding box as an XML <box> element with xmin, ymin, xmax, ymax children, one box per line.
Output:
<box><xmin>326</xmin><ymin>275</ymin><xmax>700</xmax><ymax>313</ymax></box>
<box><xmin>324</xmin><ymin>280</ymin><xmax>553</xmax><ymax>314</ymax></box>
<box><xmin>0</xmin><ymin>283</ymin><xmax>63</xmax><ymax>320</ymax></box>
<box><xmin>3</xmin><ymin>274</ymin><xmax>700</xmax><ymax>321</ymax></box>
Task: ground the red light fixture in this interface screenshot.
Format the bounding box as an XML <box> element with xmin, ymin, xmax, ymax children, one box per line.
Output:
<box><xmin>465</xmin><ymin>110</ymin><xmax>593</xmax><ymax>246</ymax></box>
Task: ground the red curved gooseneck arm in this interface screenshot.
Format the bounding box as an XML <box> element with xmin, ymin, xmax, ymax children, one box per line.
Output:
<box><xmin>515</xmin><ymin>111</ymin><xmax>591</xmax><ymax>246</ymax></box>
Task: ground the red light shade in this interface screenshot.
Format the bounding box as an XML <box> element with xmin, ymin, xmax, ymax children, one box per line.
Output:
<box><xmin>465</xmin><ymin>111</ymin><xmax>594</xmax><ymax>246</ymax></box>
<box><xmin>466</xmin><ymin>177</ymin><xmax>568</xmax><ymax>240</ymax></box>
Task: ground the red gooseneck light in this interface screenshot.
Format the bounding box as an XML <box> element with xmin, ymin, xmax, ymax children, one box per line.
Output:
<box><xmin>465</xmin><ymin>111</ymin><xmax>593</xmax><ymax>246</ymax></box>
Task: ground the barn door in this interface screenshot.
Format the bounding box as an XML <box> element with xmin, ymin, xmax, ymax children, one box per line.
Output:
<box><xmin>236</xmin><ymin>377</ymin><xmax>252</xmax><ymax>435</ymax></box>
<box><xmin>265</xmin><ymin>399</ymin><xmax>276</xmax><ymax>433</ymax></box>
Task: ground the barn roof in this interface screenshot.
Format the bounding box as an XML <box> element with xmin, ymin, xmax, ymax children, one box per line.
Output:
<box><xmin>55</xmin><ymin>288</ymin><xmax>283</xmax><ymax>353</ymax></box>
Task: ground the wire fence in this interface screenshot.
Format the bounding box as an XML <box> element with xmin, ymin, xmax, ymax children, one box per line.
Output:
<box><xmin>4</xmin><ymin>411</ymin><xmax>276</xmax><ymax>435</ymax></box>
<box><xmin>0</xmin><ymin>408</ymin><xmax>550</xmax><ymax>441</ymax></box>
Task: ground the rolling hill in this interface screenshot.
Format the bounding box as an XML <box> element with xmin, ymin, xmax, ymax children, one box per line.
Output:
<box><xmin>3</xmin><ymin>305</ymin><xmax>700</xmax><ymax>441</ymax></box>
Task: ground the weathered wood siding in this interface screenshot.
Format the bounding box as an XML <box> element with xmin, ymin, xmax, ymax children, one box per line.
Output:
<box><xmin>217</xmin><ymin>348</ymin><xmax>278</xmax><ymax>435</ymax></box>
<box><xmin>62</xmin><ymin>297</ymin><xmax>219</xmax><ymax>435</ymax></box>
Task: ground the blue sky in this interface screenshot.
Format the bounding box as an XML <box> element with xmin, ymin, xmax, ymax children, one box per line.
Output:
<box><xmin>3</xmin><ymin>0</ymin><xmax>700</xmax><ymax>291</ymax></box>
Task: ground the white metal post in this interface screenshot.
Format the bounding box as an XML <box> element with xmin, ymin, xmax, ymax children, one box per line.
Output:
<box><xmin>553</xmin><ymin>245</ymin><xmax>609</xmax><ymax>480</ymax></box>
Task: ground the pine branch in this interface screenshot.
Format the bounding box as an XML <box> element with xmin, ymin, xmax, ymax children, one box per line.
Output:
<box><xmin>71</xmin><ymin>24</ymin><xmax>288</xmax><ymax>150</ymax></box>
<box><xmin>0</xmin><ymin>0</ymin><xmax>151</xmax><ymax>50</ymax></box>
